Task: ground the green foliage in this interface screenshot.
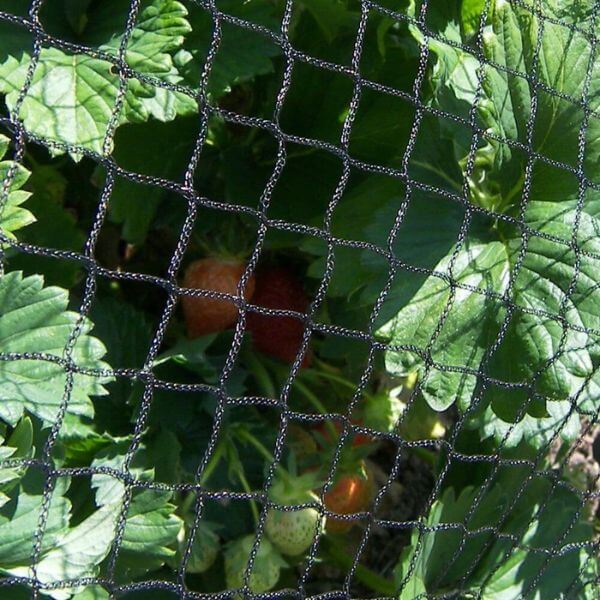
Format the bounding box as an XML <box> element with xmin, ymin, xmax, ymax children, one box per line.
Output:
<box><xmin>0</xmin><ymin>271</ymin><xmax>111</xmax><ymax>426</ymax></box>
<box><xmin>379</xmin><ymin>0</ymin><xmax>600</xmax><ymax>449</ymax></box>
<box><xmin>0</xmin><ymin>135</ymin><xmax>35</xmax><ymax>241</ymax></box>
<box><xmin>395</xmin><ymin>476</ymin><xmax>597</xmax><ymax>599</ymax></box>
<box><xmin>0</xmin><ymin>445</ymin><xmax>182</xmax><ymax>599</ymax></box>
<box><xmin>0</xmin><ymin>0</ymin><xmax>196</xmax><ymax>155</ymax></box>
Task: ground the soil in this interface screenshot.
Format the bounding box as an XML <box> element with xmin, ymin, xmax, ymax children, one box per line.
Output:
<box><xmin>550</xmin><ymin>419</ymin><xmax>600</xmax><ymax>526</ymax></box>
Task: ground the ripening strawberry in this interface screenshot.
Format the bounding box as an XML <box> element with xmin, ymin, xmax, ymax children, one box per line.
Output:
<box><xmin>182</xmin><ymin>258</ymin><xmax>255</xmax><ymax>338</ymax></box>
<box><xmin>323</xmin><ymin>466</ymin><xmax>373</xmax><ymax>534</ymax></box>
<box><xmin>247</xmin><ymin>267</ymin><xmax>312</xmax><ymax>367</ymax></box>
<box><xmin>264</xmin><ymin>472</ymin><xmax>323</xmax><ymax>556</ymax></box>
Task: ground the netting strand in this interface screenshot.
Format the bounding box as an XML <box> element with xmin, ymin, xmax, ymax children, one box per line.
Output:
<box><xmin>0</xmin><ymin>0</ymin><xmax>598</xmax><ymax>598</ymax></box>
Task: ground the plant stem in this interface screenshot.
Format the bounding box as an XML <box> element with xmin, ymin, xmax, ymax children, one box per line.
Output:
<box><xmin>178</xmin><ymin>490</ymin><xmax>196</xmax><ymax>517</ymax></box>
<box><xmin>313</xmin><ymin>356</ymin><xmax>342</xmax><ymax>373</ymax></box>
<box><xmin>409</xmin><ymin>159</ymin><xmax>463</xmax><ymax>192</ymax></box>
<box><xmin>236</xmin><ymin>466</ymin><xmax>260</xmax><ymax>527</ymax></box>
<box><xmin>237</xmin><ymin>428</ymin><xmax>276</xmax><ymax>464</ymax></box>
<box><xmin>292</xmin><ymin>379</ymin><xmax>339</xmax><ymax>441</ymax></box>
<box><xmin>243</xmin><ymin>348</ymin><xmax>277</xmax><ymax>399</ymax></box>
<box><xmin>307</xmin><ymin>369</ymin><xmax>376</xmax><ymax>402</ymax></box>
<box><xmin>236</xmin><ymin>428</ymin><xmax>292</xmax><ymax>486</ymax></box>
<box><xmin>322</xmin><ymin>538</ymin><xmax>396</xmax><ymax>595</ymax></box>
<box><xmin>199</xmin><ymin>438</ymin><xmax>226</xmax><ymax>486</ymax></box>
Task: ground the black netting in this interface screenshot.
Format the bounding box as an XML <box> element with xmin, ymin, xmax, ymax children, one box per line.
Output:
<box><xmin>0</xmin><ymin>0</ymin><xmax>598</xmax><ymax>598</ymax></box>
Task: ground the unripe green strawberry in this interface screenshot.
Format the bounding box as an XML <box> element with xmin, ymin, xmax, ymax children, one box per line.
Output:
<box><xmin>264</xmin><ymin>471</ymin><xmax>324</xmax><ymax>556</ymax></box>
<box><xmin>224</xmin><ymin>535</ymin><xmax>286</xmax><ymax>593</ymax></box>
<box><xmin>177</xmin><ymin>521</ymin><xmax>219</xmax><ymax>574</ymax></box>
<box><xmin>265</xmin><ymin>503</ymin><xmax>322</xmax><ymax>556</ymax></box>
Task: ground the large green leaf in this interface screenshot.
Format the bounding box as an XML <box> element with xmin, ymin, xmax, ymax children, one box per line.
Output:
<box><xmin>0</xmin><ymin>271</ymin><xmax>112</xmax><ymax>426</ymax></box>
<box><xmin>381</xmin><ymin>0</ymin><xmax>600</xmax><ymax>448</ymax></box>
<box><xmin>0</xmin><ymin>0</ymin><xmax>196</xmax><ymax>155</ymax></box>
<box><xmin>0</xmin><ymin>478</ymin><xmax>71</xmax><ymax>574</ymax></box>
<box><xmin>380</xmin><ymin>241</ymin><xmax>510</xmax><ymax>411</ymax></box>
<box><xmin>0</xmin><ymin>135</ymin><xmax>34</xmax><ymax>241</ymax></box>
<box><xmin>0</xmin><ymin>455</ymin><xmax>180</xmax><ymax>599</ymax></box>
<box><xmin>101</xmin><ymin>115</ymin><xmax>200</xmax><ymax>244</ymax></box>
<box><xmin>6</xmin><ymin>163</ymin><xmax>86</xmax><ymax>289</ymax></box>
<box><xmin>30</xmin><ymin>503</ymin><xmax>119</xmax><ymax>599</ymax></box>
<box><xmin>411</xmin><ymin>0</ymin><xmax>598</xmax><ymax>211</ymax></box>
<box><xmin>0</xmin><ymin>417</ymin><xmax>33</xmax><ymax>495</ymax></box>
<box><xmin>91</xmin><ymin>442</ymin><xmax>182</xmax><ymax>581</ymax></box>
<box><xmin>116</xmin><ymin>489</ymin><xmax>182</xmax><ymax>580</ymax></box>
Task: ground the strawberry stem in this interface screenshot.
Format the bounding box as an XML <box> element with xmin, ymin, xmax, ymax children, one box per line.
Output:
<box><xmin>305</xmin><ymin>369</ymin><xmax>376</xmax><ymax>403</ymax></box>
<box><xmin>292</xmin><ymin>379</ymin><xmax>339</xmax><ymax>442</ymax></box>
<box><xmin>236</xmin><ymin>428</ymin><xmax>293</xmax><ymax>487</ymax></box>
<box><xmin>243</xmin><ymin>348</ymin><xmax>277</xmax><ymax>399</ymax></box>
<box><xmin>199</xmin><ymin>438</ymin><xmax>226</xmax><ymax>486</ymax></box>
<box><xmin>235</xmin><ymin>466</ymin><xmax>260</xmax><ymax>527</ymax></box>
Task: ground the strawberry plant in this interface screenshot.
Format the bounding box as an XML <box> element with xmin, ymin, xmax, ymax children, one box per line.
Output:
<box><xmin>0</xmin><ymin>0</ymin><xmax>598</xmax><ymax>598</ymax></box>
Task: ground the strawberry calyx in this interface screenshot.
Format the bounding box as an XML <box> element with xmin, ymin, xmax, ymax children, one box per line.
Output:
<box><xmin>268</xmin><ymin>471</ymin><xmax>323</xmax><ymax>507</ymax></box>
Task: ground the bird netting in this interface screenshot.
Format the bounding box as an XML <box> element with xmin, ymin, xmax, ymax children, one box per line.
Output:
<box><xmin>0</xmin><ymin>0</ymin><xmax>598</xmax><ymax>598</ymax></box>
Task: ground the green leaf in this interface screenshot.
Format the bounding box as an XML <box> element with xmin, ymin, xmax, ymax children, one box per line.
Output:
<box><xmin>382</xmin><ymin>0</ymin><xmax>600</xmax><ymax>448</ymax></box>
<box><xmin>0</xmin><ymin>1</ymin><xmax>195</xmax><ymax>154</ymax></box>
<box><xmin>412</xmin><ymin>0</ymin><xmax>599</xmax><ymax>213</ymax></box>
<box><xmin>147</xmin><ymin>429</ymin><xmax>181</xmax><ymax>485</ymax></box>
<box><xmin>0</xmin><ymin>49</ymin><xmax>122</xmax><ymax>156</ymax></box>
<box><xmin>0</xmin><ymin>271</ymin><xmax>112</xmax><ymax>427</ymax></box>
<box><xmin>0</xmin><ymin>417</ymin><xmax>34</xmax><ymax>493</ymax></box>
<box><xmin>474</xmin><ymin>481</ymin><xmax>597</xmax><ymax>599</ymax></box>
<box><xmin>71</xmin><ymin>587</ymin><xmax>109</xmax><ymax>600</ymax></box>
<box><xmin>299</xmin><ymin>0</ymin><xmax>358</xmax><ymax>43</ymax></box>
<box><xmin>153</xmin><ymin>335</ymin><xmax>218</xmax><ymax>380</ymax></box>
<box><xmin>0</xmin><ymin>470</ymin><xmax>178</xmax><ymax>598</ymax></box>
<box><xmin>0</xmin><ymin>481</ymin><xmax>71</xmax><ymax>571</ymax></box>
<box><xmin>30</xmin><ymin>503</ymin><xmax>119</xmax><ymax>597</ymax></box>
<box><xmin>116</xmin><ymin>489</ymin><xmax>182</xmax><ymax>579</ymax></box>
<box><xmin>90</xmin><ymin>442</ymin><xmax>182</xmax><ymax>581</ymax></box>
<box><xmin>183</xmin><ymin>0</ymin><xmax>281</xmax><ymax>99</ymax></box>
<box><xmin>379</xmin><ymin>241</ymin><xmax>510</xmax><ymax>411</ymax></box>
<box><xmin>90</xmin><ymin>441</ymin><xmax>152</xmax><ymax>507</ymax></box>
<box><xmin>101</xmin><ymin>115</ymin><xmax>200</xmax><ymax>243</ymax></box>
<box><xmin>92</xmin><ymin>438</ymin><xmax>183</xmax><ymax>581</ymax></box>
<box><xmin>88</xmin><ymin>296</ymin><xmax>153</xmax><ymax>409</ymax></box>
<box><xmin>54</xmin><ymin>414</ymin><xmax>114</xmax><ymax>465</ymax></box>
<box><xmin>7</xmin><ymin>164</ymin><xmax>86</xmax><ymax>289</ymax></box>
<box><xmin>461</xmin><ymin>0</ymin><xmax>486</xmax><ymax>39</ymax></box>
<box><xmin>0</xmin><ymin>135</ymin><xmax>35</xmax><ymax>241</ymax></box>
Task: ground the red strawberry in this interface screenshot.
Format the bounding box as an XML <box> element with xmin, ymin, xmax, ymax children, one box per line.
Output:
<box><xmin>323</xmin><ymin>466</ymin><xmax>373</xmax><ymax>534</ymax></box>
<box><xmin>247</xmin><ymin>267</ymin><xmax>312</xmax><ymax>367</ymax></box>
<box><xmin>182</xmin><ymin>258</ymin><xmax>255</xmax><ymax>338</ymax></box>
